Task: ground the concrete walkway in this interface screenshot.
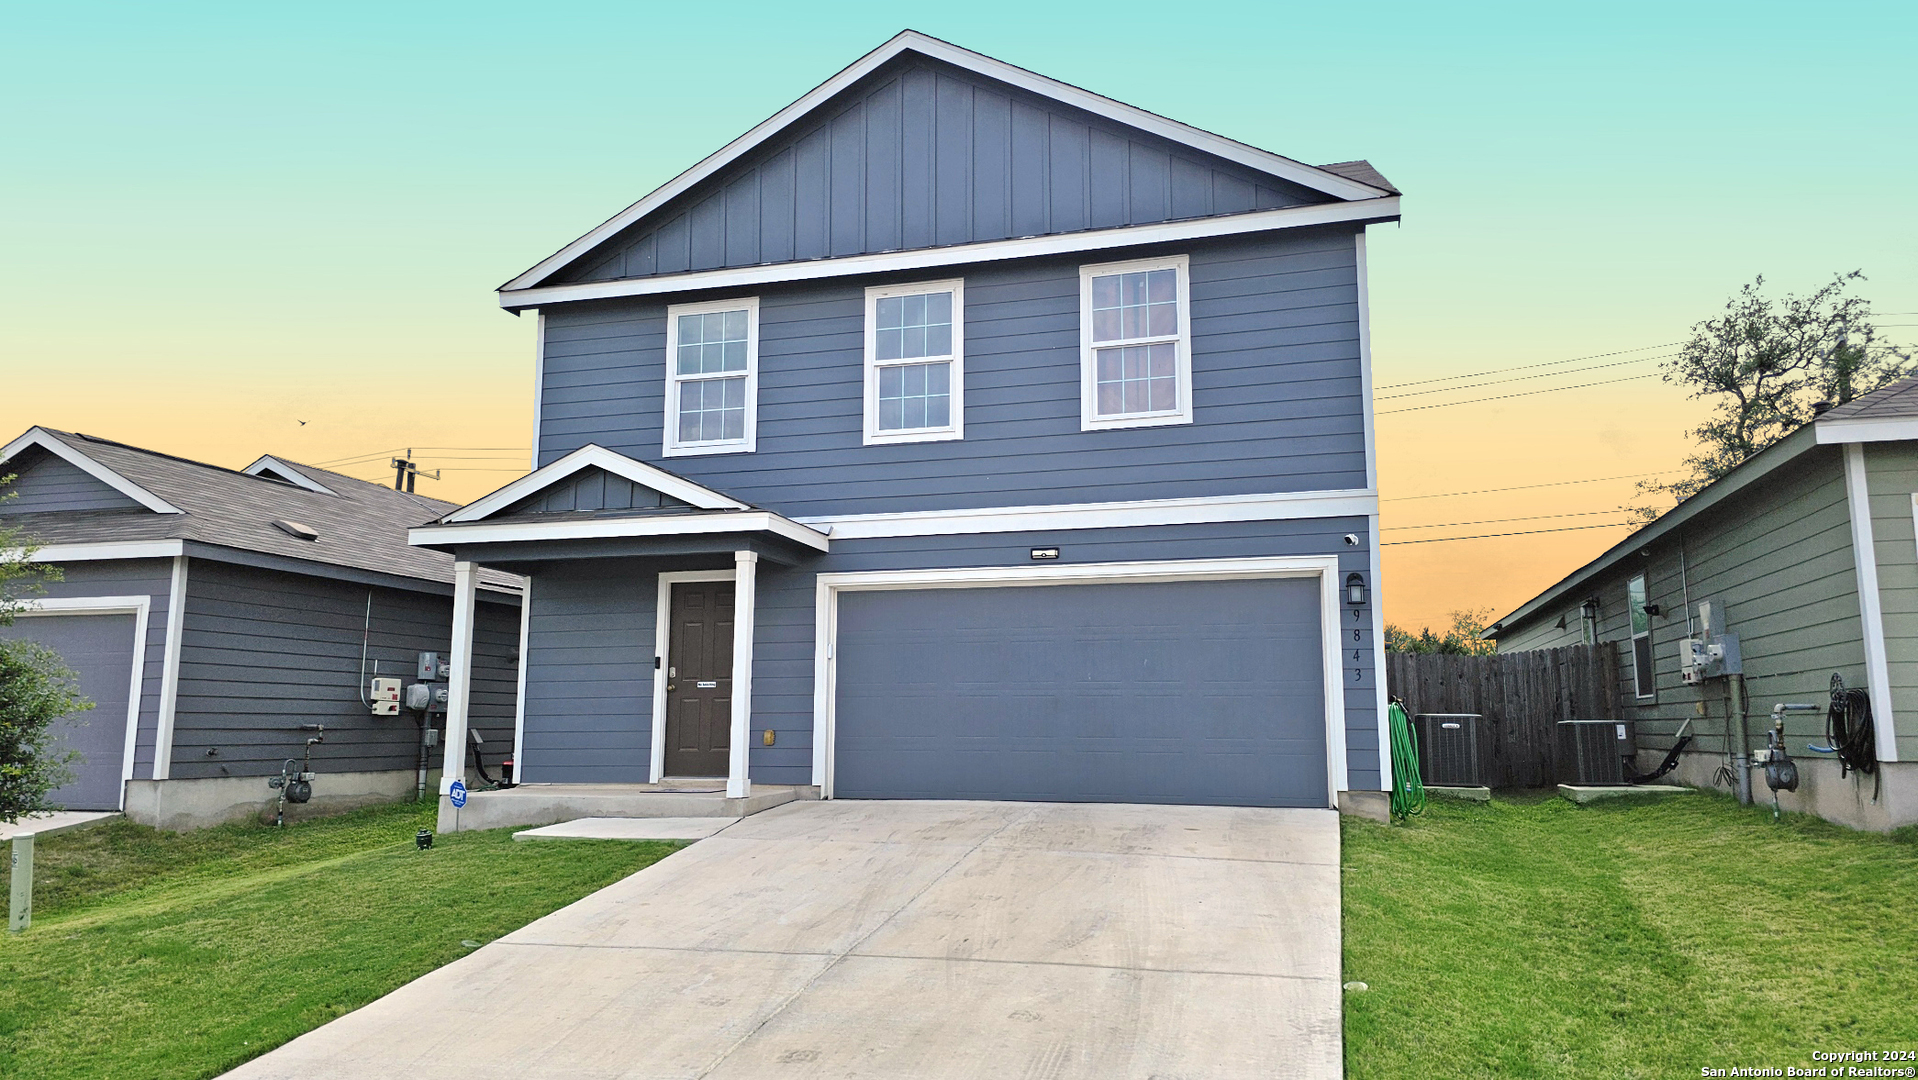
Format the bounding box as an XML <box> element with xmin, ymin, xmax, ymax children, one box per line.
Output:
<box><xmin>0</xmin><ymin>810</ymin><xmax>115</xmax><ymax>842</ymax></box>
<box><xmin>222</xmin><ymin>800</ymin><xmax>1343</xmax><ymax>1079</ymax></box>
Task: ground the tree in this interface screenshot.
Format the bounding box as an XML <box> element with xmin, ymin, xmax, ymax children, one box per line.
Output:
<box><xmin>1</xmin><ymin>474</ymin><xmax>88</xmax><ymax>822</ymax></box>
<box><xmin>1631</xmin><ymin>271</ymin><xmax>1913</xmax><ymax>521</ymax></box>
<box><xmin>1385</xmin><ymin>607</ymin><xmax>1498</xmax><ymax>655</ymax></box>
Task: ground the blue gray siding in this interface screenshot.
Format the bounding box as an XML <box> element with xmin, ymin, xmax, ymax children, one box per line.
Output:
<box><xmin>500</xmin><ymin>466</ymin><xmax>692</xmax><ymax>518</ymax></box>
<box><xmin>2</xmin><ymin>450</ymin><xmax>144</xmax><ymax>513</ymax></box>
<box><xmin>171</xmin><ymin>560</ymin><xmax>519</xmax><ymax>778</ymax></box>
<box><xmin>559</xmin><ymin>57</ymin><xmax>1325</xmax><ymax>286</ymax></box>
<box><xmin>27</xmin><ymin>559</ymin><xmax>174</xmax><ymax>779</ymax></box>
<box><xmin>515</xmin><ymin>516</ymin><xmax>1380</xmax><ymax>793</ymax></box>
<box><xmin>540</xmin><ymin>228</ymin><xmax>1366</xmax><ymax>517</ymax></box>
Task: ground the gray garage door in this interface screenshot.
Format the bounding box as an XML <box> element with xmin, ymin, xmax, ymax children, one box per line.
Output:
<box><xmin>833</xmin><ymin>578</ymin><xmax>1328</xmax><ymax>806</ymax></box>
<box><xmin>0</xmin><ymin>613</ymin><xmax>138</xmax><ymax>811</ymax></box>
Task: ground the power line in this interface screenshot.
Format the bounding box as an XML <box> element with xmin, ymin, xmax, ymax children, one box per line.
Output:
<box><xmin>1384</xmin><ymin>509</ymin><xmax>1627</xmax><ymax>531</ymax></box>
<box><xmin>1377</xmin><ymin>372</ymin><xmax>1664</xmax><ymax>415</ymax></box>
<box><xmin>1384</xmin><ymin>472</ymin><xmax>1662</xmax><ymax>502</ymax></box>
<box><xmin>311</xmin><ymin>446</ymin><xmax>529</xmax><ymax>467</ymax></box>
<box><xmin>1375</xmin><ymin>354</ymin><xmax>1675</xmax><ymax>401</ymax></box>
<box><xmin>1381</xmin><ymin>521</ymin><xmax>1635</xmax><ymax>546</ymax></box>
<box><xmin>1375</xmin><ymin>342</ymin><xmax>1679</xmax><ymax>390</ymax></box>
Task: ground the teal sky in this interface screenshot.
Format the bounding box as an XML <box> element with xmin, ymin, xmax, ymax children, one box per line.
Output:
<box><xmin>4</xmin><ymin>1</ymin><xmax>1914</xmax><ymax>626</ymax></box>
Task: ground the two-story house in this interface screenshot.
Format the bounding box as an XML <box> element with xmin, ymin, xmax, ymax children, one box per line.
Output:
<box><xmin>410</xmin><ymin>31</ymin><xmax>1401</xmax><ymax>819</ymax></box>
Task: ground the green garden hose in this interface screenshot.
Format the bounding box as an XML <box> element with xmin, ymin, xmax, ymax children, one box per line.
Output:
<box><xmin>1387</xmin><ymin>702</ymin><xmax>1426</xmax><ymax>821</ymax></box>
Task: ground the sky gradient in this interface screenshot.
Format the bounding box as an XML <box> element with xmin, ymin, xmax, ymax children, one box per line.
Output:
<box><xmin>4</xmin><ymin>2</ymin><xmax>1914</xmax><ymax>630</ymax></box>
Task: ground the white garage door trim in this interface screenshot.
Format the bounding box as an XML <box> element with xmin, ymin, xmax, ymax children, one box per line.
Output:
<box><xmin>810</xmin><ymin>556</ymin><xmax>1347</xmax><ymax>806</ymax></box>
<box><xmin>11</xmin><ymin>594</ymin><xmax>151</xmax><ymax>810</ymax></box>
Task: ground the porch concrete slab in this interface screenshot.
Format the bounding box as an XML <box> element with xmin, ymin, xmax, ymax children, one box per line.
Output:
<box><xmin>0</xmin><ymin>810</ymin><xmax>116</xmax><ymax>842</ymax></box>
<box><xmin>220</xmin><ymin>800</ymin><xmax>1342</xmax><ymax>1079</ymax></box>
<box><xmin>512</xmin><ymin>817</ymin><xmax>735</xmax><ymax>841</ymax></box>
<box><xmin>852</xmin><ymin>844</ymin><xmax>1341</xmax><ymax>978</ymax></box>
<box><xmin>1426</xmin><ymin>785</ymin><xmax>1493</xmax><ymax>802</ymax></box>
<box><xmin>702</xmin><ymin>954</ymin><xmax>1341</xmax><ymax>1080</ymax></box>
<box><xmin>503</xmin><ymin>835</ymin><xmax>974</xmax><ymax>955</ymax></box>
<box><xmin>1558</xmin><ymin>783</ymin><xmax>1693</xmax><ymax>805</ymax></box>
<box><xmin>982</xmin><ymin>802</ymin><xmax>1340</xmax><ymax>865</ymax></box>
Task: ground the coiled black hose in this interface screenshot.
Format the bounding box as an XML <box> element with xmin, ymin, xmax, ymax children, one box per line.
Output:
<box><xmin>1826</xmin><ymin>673</ymin><xmax>1877</xmax><ymax>779</ymax></box>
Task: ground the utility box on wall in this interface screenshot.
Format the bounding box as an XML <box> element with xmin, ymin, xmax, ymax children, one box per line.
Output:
<box><xmin>1414</xmin><ymin>713</ymin><xmax>1487</xmax><ymax>787</ymax></box>
<box><xmin>370</xmin><ymin>677</ymin><xmax>402</xmax><ymax>716</ymax></box>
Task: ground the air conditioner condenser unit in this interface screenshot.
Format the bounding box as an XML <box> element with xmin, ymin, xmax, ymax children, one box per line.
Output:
<box><xmin>1414</xmin><ymin>713</ymin><xmax>1487</xmax><ymax>788</ymax></box>
<box><xmin>1558</xmin><ymin>719</ymin><xmax>1636</xmax><ymax>786</ymax></box>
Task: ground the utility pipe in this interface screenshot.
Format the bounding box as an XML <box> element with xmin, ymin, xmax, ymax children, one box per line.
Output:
<box><xmin>1730</xmin><ymin>673</ymin><xmax>1753</xmax><ymax>805</ymax></box>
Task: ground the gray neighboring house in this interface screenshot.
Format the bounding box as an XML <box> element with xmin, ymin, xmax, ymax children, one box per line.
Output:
<box><xmin>0</xmin><ymin>427</ymin><xmax>521</xmax><ymax>829</ymax></box>
<box><xmin>1489</xmin><ymin>378</ymin><xmax>1918</xmax><ymax>831</ymax></box>
<box><xmin>409</xmin><ymin>31</ymin><xmax>1399</xmax><ymax>815</ymax></box>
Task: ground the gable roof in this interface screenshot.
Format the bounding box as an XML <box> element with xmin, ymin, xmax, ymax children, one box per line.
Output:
<box><xmin>1811</xmin><ymin>372</ymin><xmax>1918</xmax><ymax>444</ymax></box>
<box><xmin>0</xmin><ymin>428</ymin><xmax>518</xmax><ymax>594</ymax></box>
<box><xmin>1</xmin><ymin>427</ymin><xmax>182</xmax><ymax>514</ymax></box>
<box><xmin>439</xmin><ymin>444</ymin><xmax>749</xmax><ymax>523</ymax></box>
<box><xmin>243</xmin><ymin>454</ymin><xmax>339</xmax><ymax>495</ymax></box>
<box><xmin>500</xmin><ymin>31</ymin><xmax>1396</xmax><ymax>306</ymax></box>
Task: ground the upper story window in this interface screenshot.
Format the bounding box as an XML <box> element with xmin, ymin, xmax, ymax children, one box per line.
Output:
<box><xmin>1079</xmin><ymin>254</ymin><xmax>1192</xmax><ymax>431</ymax></box>
<box><xmin>864</xmin><ymin>280</ymin><xmax>964</xmax><ymax>445</ymax></box>
<box><xmin>664</xmin><ymin>297</ymin><xmax>758</xmax><ymax>457</ymax></box>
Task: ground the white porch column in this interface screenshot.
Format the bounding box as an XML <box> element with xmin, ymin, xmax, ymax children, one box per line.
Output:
<box><xmin>729</xmin><ymin>550</ymin><xmax>758</xmax><ymax>799</ymax></box>
<box><xmin>439</xmin><ymin>560</ymin><xmax>479</xmax><ymax>794</ymax></box>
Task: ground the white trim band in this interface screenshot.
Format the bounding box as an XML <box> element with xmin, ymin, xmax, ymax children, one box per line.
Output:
<box><xmin>1844</xmin><ymin>445</ymin><xmax>1899</xmax><ymax>762</ymax></box>
<box><xmin>795</xmin><ymin>488</ymin><xmax>1377</xmax><ymax>540</ymax></box>
<box><xmin>10</xmin><ymin>540</ymin><xmax>187</xmax><ymax>563</ymax></box>
<box><xmin>412</xmin><ymin>510</ymin><xmax>831</xmax><ymax>552</ymax></box>
<box><xmin>500</xmin><ymin>197</ymin><xmax>1400</xmax><ymax>310</ymax></box>
<box><xmin>1816</xmin><ymin>417</ymin><xmax>1918</xmax><ymax>445</ymax></box>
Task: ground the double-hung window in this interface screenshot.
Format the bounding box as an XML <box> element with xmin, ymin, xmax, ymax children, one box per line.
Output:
<box><xmin>864</xmin><ymin>280</ymin><xmax>964</xmax><ymax>444</ymax></box>
<box><xmin>1628</xmin><ymin>574</ymin><xmax>1655</xmax><ymax>700</ymax></box>
<box><xmin>1079</xmin><ymin>254</ymin><xmax>1192</xmax><ymax>430</ymax></box>
<box><xmin>664</xmin><ymin>297</ymin><xmax>758</xmax><ymax>456</ymax></box>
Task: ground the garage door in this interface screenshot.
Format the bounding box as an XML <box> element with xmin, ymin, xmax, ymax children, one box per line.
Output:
<box><xmin>832</xmin><ymin>577</ymin><xmax>1329</xmax><ymax>806</ymax></box>
<box><xmin>0</xmin><ymin>613</ymin><xmax>138</xmax><ymax>811</ymax></box>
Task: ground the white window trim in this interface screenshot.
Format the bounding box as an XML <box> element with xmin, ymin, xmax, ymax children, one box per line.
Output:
<box><xmin>1079</xmin><ymin>254</ymin><xmax>1193</xmax><ymax>431</ymax></box>
<box><xmin>10</xmin><ymin>595</ymin><xmax>152</xmax><ymax>809</ymax></box>
<box><xmin>810</xmin><ymin>555</ymin><xmax>1348</xmax><ymax>807</ymax></box>
<box><xmin>651</xmin><ymin>568</ymin><xmax>740</xmax><ymax>784</ymax></box>
<box><xmin>1628</xmin><ymin>574</ymin><xmax>1655</xmax><ymax>701</ymax></box>
<box><xmin>663</xmin><ymin>296</ymin><xmax>759</xmax><ymax>457</ymax></box>
<box><xmin>863</xmin><ymin>278</ymin><xmax>964</xmax><ymax>445</ymax></box>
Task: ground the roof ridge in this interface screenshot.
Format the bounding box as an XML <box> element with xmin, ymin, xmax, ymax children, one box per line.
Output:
<box><xmin>262</xmin><ymin>456</ymin><xmax>460</xmax><ymax>511</ymax></box>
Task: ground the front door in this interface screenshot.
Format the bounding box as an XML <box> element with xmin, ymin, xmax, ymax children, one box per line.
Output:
<box><xmin>664</xmin><ymin>580</ymin><xmax>733</xmax><ymax>778</ymax></box>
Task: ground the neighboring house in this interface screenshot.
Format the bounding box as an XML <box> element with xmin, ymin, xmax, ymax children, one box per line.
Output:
<box><xmin>0</xmin><ymin>427</ymin><xmax>521</xmax><ymax>829</ymax></box>
<box><xmin>410</xmin><ymin>31</ymin><xmax>1400</xmax><ymax>813</ymax></box>
<box><xmin>1488</xmin><ymin>380</ymin><xmax>1918</xmax><ymax>831</ymax></box>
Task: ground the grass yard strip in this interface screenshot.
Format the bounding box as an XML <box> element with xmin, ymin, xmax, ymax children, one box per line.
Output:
<box><xmin>1341</xmin><ymin>792</ymin><xmax>1918</xmax><ymax>1079</ymax></box>
<box><xmin>0</xmin><ymin>801</ymin><xmax>678</xmax><ymax>1080</ymax></box>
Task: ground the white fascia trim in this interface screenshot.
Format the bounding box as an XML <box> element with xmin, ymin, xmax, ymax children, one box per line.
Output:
<box><xmin>1355</xmin><ymin>231</ymin><xmax>1378</xmax><ymax>493</ymax></box>
<box><xmin>12</xmin><ymin>540</ymin><xmax>186</xmax><ymax>563</ymax></box>
<box><xmin>863</xmin><ymin>278</ymin><xmax>966</xmax><ymax>445</ymax></box>
<box><xmin>499</xmin><ymin>31</ymin><xmax>1386</xmax><ymax>294</ymax></box>
<box><xmin>651</xmin><ymin>569</ymin><xmax>737</xmax><ymax>783</ymax></box>
<box><xmin>444</xmin><ymin>443</ymin><xmax>748</xmax><ymax>523</ymax></box>
<box><xmin>411</xmin><ymin>510</ymin><xmax>831</xmax><ymax>552</ymax></box>
<box><xmin>810</xmin><ymin>555</ymin><xmax>1348</xmax><ymax>805</ymax></box>
<box><xmin>794</xmin><ymin>488</ymin><xmax>1377</xmax><ymax>540</ymax></box>
<box><xmin>1845</xmin><ymin>445</ymin><xmax>1899</xmax><ymax>762</ymax></box>
<box><xmin>499</xmin><ymin>197</ymin><xmax>1401</xmax><ymax>311</ymax></box>
<box><xmin>530</xmin><ymin>311</ymin><xmax>547</xmax><ymax>473</ymax></box>
<box><xmin>11</xmin><ymin>594</ymin><xmax>151</xmax><ymax>807</ymax></box>
<box><xmin>1</xmin><ymin>428</ymin><xmax>183</xmax><ymax>515</ymax></box>
<box><xmin>152</xmin><ymin>554</ymin><xmax>188</xmax><ymax>780</ymax></box>
<box><xmin>1079</xmin><ymin>254</ymin><xmax>1193</xmax><ymax>431</ymax></box>
<box><xmin>1816</xmin><ymin>416</ymin><xmax>1918</xmax><ymax>444</ymax></box>
<box><xmin>241</xmin><ymin>456</ymin><xmax>338</xmax><ymax>495</ymax></box>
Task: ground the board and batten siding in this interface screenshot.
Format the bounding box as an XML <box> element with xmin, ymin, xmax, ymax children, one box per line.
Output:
<box><xmin>515</xmin><ymin>516</ymin><xmax>1380</xmax><ymax>792</ymax></box>
<box><xmin>557</xmin><ymin>57</ymin><xmax>1325</xmax><ymax>286</ymax></box>
<box><xmin>22</xmin><ymin>559</ymin><xmax>174</xmax><ymax>779</ymax></box>
<box><xmin>1863</xmin><ymin>442</ymin><xmax>1918</xmax><ymax>759</ymax></box>
<box><xmin>538</xmin><ymin>227</ymin><xmax>1367</xmax><ymax>518</ymax></box>
<box><xmin>170</xmin><ymin>560</ymin><xmax>519</xmax><ymax>779</ymax></box>
<box><xmin>1498</xmin><ymin>450</ymin><xmax>1867</xmax><ymax>756</ymax></box>
<box><xmin>2</xmin><ymin>450</ymin><xmax>145</xmax><ymax>512</ymax></box>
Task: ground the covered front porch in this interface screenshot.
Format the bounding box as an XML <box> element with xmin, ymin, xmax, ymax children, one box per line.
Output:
<box><xmin>408</xmin><ymin>446</ymin><xmax>831</xmax><ymax>830</ymax></box>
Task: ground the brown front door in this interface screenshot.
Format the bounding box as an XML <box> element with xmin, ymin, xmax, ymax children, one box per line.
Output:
<box><xmin>664</xmin><ymin>580</ymin><xmax>733</xmax><ymax>778</ymax></box>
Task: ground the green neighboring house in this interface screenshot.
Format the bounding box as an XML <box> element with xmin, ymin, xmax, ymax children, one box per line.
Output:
<box><xmin>1488</xmin><ymin>377</ymin><xmax>1918</xmax><ymax>831</ymax></box>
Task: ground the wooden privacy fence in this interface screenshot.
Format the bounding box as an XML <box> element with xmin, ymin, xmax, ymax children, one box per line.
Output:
<box><xmin>1384</xmin><ymin>643</ymin><xmax>1621</xmax><ymax>788</ymax></box>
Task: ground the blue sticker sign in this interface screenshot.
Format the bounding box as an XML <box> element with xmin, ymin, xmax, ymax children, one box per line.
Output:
<box><xmin>448</xmin><ymin>780</ymin><xmax>468</xmax><ymax>808</ymax></box>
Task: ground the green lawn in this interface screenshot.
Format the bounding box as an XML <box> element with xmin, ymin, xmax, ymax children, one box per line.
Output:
<box><xmin>1342</xmin><ymin>791</ymin><xmax>1918</xmax><ymax>1078</ymax></box>
<box><xmin>0</xmin><ymin>801</ymin><xmax>677</xmax><ymax>1080</ymax></box>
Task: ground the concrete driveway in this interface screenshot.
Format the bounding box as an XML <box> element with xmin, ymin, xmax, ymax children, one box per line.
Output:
<box><xmin>223</xmin><ymin>800</ymin><xmax>1343</xmax><ymax>1079</ymax></box>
